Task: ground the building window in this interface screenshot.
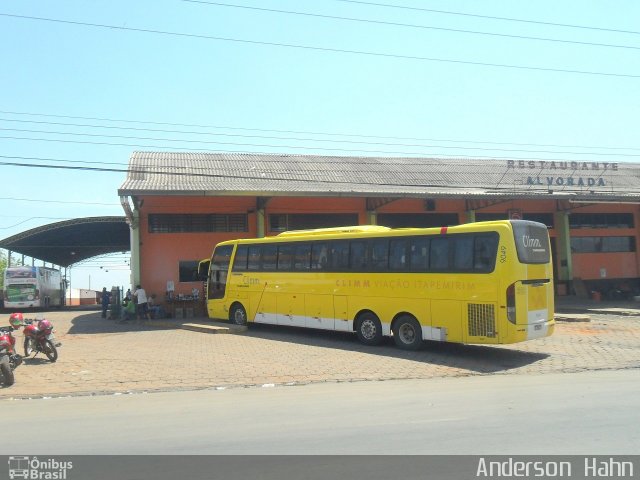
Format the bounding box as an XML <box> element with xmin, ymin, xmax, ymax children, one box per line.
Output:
<box><xmin>148</xmin><ymin>214</ymin><xmax>248</xmax><ymax>233</ymax></box>
<box><xmin>178</xmin><ymin>260</ymin><xmax>200</xmax><ymax>282</ymax></box>
<box><xmin>571</xmin><ymin>236</ymin><xmax>636</xmax><ymax>253</ymax></box>
<box><xmin>269</xmin><ymin>213</ymin><xmax>358</xmax><ymax>232</ymax></box>
<box><xmin>475</xmin><ymin>213</ymin><xmax>507</xmax><ymax>222</ymax></box>
<box><xmin>569</xmin><ymin>213</ymin><xmax>634</xmax><ymax>229</ymax></box>
<box><xmin>523</xmin><ymin>213</ymin><xmax>554</xmax><ymax>227</ymax></box>
<box><xmin>377</xmin><ymin>213</ymin><xmax>459</xmax><ymax>228</ymax></box>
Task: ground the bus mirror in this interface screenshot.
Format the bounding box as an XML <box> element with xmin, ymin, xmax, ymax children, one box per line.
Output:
<box><xmin>197</xmin><ymin>260</ymin><xmax>210</xmax><ymax>281</ymax></box>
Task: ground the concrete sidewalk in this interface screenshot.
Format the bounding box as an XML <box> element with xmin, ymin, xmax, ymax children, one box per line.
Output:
<box><xmin>555</xmin><ymin>296</ymin><xmax>640</xmax><ymax>316</ymax></box>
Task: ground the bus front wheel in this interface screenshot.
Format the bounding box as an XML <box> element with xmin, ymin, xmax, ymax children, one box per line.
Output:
<box><xmin>229</xmin><ymin>304</ymin><xmax>248</xmax><ymax>326</ymax></box>
<box><xmin>392</xmin><ymin>315</ymin><xmax>423</xmax><ymax>350</ymax></box>
<box><xmin>355</xmin><ymin>313</ymin><xmax>383</xmax><ymax>346</ymax></box>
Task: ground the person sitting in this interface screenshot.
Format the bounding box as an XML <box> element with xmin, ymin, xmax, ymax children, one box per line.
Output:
<box><xmin>148</xmin><ymin>294</ymin><xmax>165</xmax><ymax>319</ymax></box>
<box><xmin>119</xmin><ymin>298</ymin><xmax>136</xmax><ymax>323</ymax></box>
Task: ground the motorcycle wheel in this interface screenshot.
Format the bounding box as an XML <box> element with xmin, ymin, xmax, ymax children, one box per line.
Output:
<box><xmin>24</xmin><ymin>337</ymin><xmax>34</xmax><ymax>357</ymax></box>
<box><xmin>0</xmin><ymin>356</ymin><xmax>14</xmax><ymax>386</ymax></box>
<box><xmin>43</xmin><ymin>339</ymin><xmax>58</xmax><ymax>362</ymax></box>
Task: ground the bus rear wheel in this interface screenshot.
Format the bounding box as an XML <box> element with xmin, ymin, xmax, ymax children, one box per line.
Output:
<box><xmin>393</xmin><ymin>315</ymin><xmax>423</xmax><ymax>350</ymax></box>
<box><xmin>355</xmin><ymin>313</ymin><xmax>383</xmax><ymax>346</ymax></box>
<box><xmin>229</xmin><ymin>304</ymin><xmax>247</xmax><ymax>326</ymax></box>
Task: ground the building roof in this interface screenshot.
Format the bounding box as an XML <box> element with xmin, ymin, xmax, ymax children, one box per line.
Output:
<box><xmin>0</xmin><ymin>217</ymin><xmax>130</xmax><ymax>268</ymax></box>
<box><xmin>118</xmin><ymin>152</ymin><xmax>640</xmax><ymax>201</ymax></box>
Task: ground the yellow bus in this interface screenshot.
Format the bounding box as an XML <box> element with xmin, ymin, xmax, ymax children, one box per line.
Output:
<box><xmin>204</xmin><ymin>220</ymin><xmax>554</xmax><ymax>350</ymax></box>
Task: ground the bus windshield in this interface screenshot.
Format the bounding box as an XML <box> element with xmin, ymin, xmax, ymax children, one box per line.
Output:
<box><xmin>511</xmin><ymin>220</ymin><xmax>550</xmax><ymax>264</ymax></box>
<box><xmin>5</xmin><ymin>284</ymin><xmax>37</xmax><ymax>302</ymax></box>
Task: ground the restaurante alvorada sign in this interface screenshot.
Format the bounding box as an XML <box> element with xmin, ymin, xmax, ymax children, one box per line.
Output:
<box><xmin>507</xmin><ymin>160</ymin><xmax>618</xmax><ymax>188</ymax></box>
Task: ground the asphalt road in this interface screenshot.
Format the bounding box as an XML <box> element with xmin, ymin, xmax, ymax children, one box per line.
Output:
<box><xmin>3</xmin><ymin>369</ymin><xmax>638</xmax><ymax>455</ymax></box>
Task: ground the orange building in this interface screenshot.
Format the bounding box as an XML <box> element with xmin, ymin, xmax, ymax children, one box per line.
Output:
<box><xmin>118</xmin><ymin>153</ymin><xmax>640</xmax><ymax>304</ymax></box>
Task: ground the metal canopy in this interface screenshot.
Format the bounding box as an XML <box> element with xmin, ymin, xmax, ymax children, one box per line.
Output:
<box><xmin>0</xmin><ymin>217</ymin><xmax>130</xmax><ymax>268</ymax></box>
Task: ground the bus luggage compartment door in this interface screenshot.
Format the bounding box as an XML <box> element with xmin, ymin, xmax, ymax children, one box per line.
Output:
<box><xmin>514</xmin><ymin>278</ymin><xmax>553</xmax><ymax>339</ymax></box>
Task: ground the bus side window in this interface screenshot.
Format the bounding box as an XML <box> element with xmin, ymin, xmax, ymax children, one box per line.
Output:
<box><xmin>369</xmin><ymin>238</ymin><xmax>389</xmax><ymax>271</ymax></box>
<box><xmin>328</xmin><ymin>240</ymin><xmax>349</xmax><ymax>270</ymax></box>
<box><xmin>474</xmin><ymin>234</ymin><xmax>498</xmax><ymax>272</ymax></box>
<box><xmin>389</xmin><ymin>238</ymin><xmax>408</xmax><ymax>271</ymax></box>
<box><xmin>430</xmin><ymin>238</ymin><xmax>450</xmax><ymax>270</ymax></box>
<box><xmin>453</xmin><ymin>236</ymin><xmax>474</xmax><ymax>271</ymax></box>
<box><xmin>349</xmin><ymin>240</ymin><xmax>367</xmax><ymax>271</ymax></box>
<box><xmin>277</xmin><ymin>244</ymin><xmax>294</xmax><ymax>271</ymax></box>
<box><xmin>262</xmin><ymin>245</ymin><xmax>278</xmax><ymax>271</ymax></box>
<box><xmin>311</xmin><ymin>243</ymin><xmax>329</xmax><ymax>270</ymax></box>
<box><xmin>409</xmin><ymin>237</ymin><xmax>429</xmax><ymax>271</ymax></box>
<box><xmin>247</xmin><ymin>246</ymin><xmax>261</xmax><ymax>271</ymax></box>
<box><xmin>233</xmin><ymin>245</ymin><xmax>248</xmax><ymax>271</ymax></box>
<box><xmin>294</xmin><ymin>243</ymin><xmax>312</xmax><ymax>271</ymax></box>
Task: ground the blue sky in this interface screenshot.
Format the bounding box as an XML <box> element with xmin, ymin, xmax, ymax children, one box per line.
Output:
<box><xmin>1</xmin><ymin>0</ymin><xmax>639</xmax><ymax>291</ymax></box>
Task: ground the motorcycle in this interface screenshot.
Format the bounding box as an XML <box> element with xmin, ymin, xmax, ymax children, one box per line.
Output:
<box><xmin>23</xmin><ymin>316</ymin><xmax>59</xmax><ymax>363</ymax></box>
<box><xmin>0</xmin><ymin>316</ymin><xmax>24</xmax><ymax>386</ymax></box>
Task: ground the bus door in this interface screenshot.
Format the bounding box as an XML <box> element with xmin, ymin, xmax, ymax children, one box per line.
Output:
<box><xmin>208</xmin><ymin>245</ymin><xmax>233</xmax><ymax>301</ymax></box>
<box><xmin>509</xmin><ymin>221</ymin><xmax>554</xmax><ymax>339</ymax></box>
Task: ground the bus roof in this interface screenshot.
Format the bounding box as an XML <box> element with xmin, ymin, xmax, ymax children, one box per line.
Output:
<box><xmin>213</xmin><ymin>220</ymin><xmax>534</xmax><ymax>248</ymax></box>
<box><xmin>277</xmin><ymin>225</ymin><xmax>390</xmax><ymax>237</ymax></box>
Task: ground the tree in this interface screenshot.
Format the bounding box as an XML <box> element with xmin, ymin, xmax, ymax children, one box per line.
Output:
<box><xmin>0</xmin><ymin>251</ymin><xmax>6</xmax><ymax>290</ymax></box>
<box><xmin>0</xmin><ymin>251</ymin><xmax>24</xmax><ymax>290</ymax></box>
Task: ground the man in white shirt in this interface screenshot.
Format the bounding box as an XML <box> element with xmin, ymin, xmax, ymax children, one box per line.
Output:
<box><xmin>133</xmin><ymin>284</ymin><xmax>151</xmax><ymax>320</ymax></box>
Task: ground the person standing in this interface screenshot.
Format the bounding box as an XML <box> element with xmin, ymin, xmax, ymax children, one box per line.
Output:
<box><xmin>100</xmin><ymin>287</ymin><xmax>110</xmax><ymax>319</ymax></box>
<box><xmin>133</xmin><ymin>284</ymin><xmax>151</xmax><ymax>320</ymax></box>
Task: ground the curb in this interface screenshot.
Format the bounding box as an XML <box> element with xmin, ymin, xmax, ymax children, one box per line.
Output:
<box><xmin>142</xmin><ymin>318</ymin><xmax>248</xmax><ymax>334</ymax></box>
<box><xmin>555</xmin><ymin>313</ymin><xmax>591</xmax><ymax>323</ymax></box>
<box><xmin>181</xmin><ymin>323</ymin><xmax>248</xmax><ymax>334</ymax></box>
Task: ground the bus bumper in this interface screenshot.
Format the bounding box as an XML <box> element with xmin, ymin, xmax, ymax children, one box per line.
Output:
<box><xmin>526</xmin><ymin>319</ymin><xmax>555</xmax><ymax>340</ymax></box>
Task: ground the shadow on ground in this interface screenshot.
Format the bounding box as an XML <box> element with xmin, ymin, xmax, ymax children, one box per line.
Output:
<box><xmin>67</xmin><ymin>312</ymin><xmax>174</xmax><ymax>335</ymax></box>
<box><xmin>66</xmin><ymin>313</ymin><xmax>549</xmax><ymax>374</ymax></box>
<box><xmin>22</xmin><ymin>357</ymin><xmax>55</xmax><ymax>366</ymax></box>
<box><xmin>243</xmin><ymin>323</ymin><xmax>549</xmax><ymax>374</ymax></box>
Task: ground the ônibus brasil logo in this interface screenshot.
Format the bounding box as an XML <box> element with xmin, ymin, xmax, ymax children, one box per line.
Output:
<box><xmin>8</xmin><ymin>456</ymin><xmax>73</xmax><ymax>480</ymax></box>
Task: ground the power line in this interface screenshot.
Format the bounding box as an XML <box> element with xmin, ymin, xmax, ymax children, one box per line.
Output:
<box><xmin>3</xmin><ymin>118</ymin><xmax>640</xmax><ymax>155</ymax></box>
<box><xmin>183</xmin><ymin>0</ymin><xmax>640</xmax><ymax>51</ymax></box>
<box><xmin>333</xmin><ymin>0</ymin><xmax>640</xmax><ymax>36</ymax></box>
<box><xmin>0</xmin><ymin>13</ymin><xmax>638</xmax><ymax>78</ymax></box>
<box><xmin>0</xmin><ymin>142</ymin><xmax>634</xmax><ymax>175</ymax></box>
<box><xmin>2</xmin><ymin>110</ymin><xmax>639</xmax><ymax>152</ymax></box>
<box><xmin>0</xmin><ymin>196</ymin><xmax>119</xmax><ymax>206</ymax></box>
<box><xmin>3</xmin><ymin>129</ymin><xmax>640</xmax><ymax>161</ymax></box>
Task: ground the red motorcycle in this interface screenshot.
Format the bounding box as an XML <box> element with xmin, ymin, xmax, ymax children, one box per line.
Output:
<box><xmin>0</xmin><ymin>315</ymin><xmax>24</xmax><ymax>386</ymax></box>
<box><xmin>22</xmin><ymin>315</ymin><xmax>58</xmax><ymax>363</ymax></box>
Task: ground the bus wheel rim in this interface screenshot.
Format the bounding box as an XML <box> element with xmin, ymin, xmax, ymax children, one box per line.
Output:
<box><xmin>361</xmin><ymin>319</ymin><xmax>377</xmax><ymax>339</ymax></box>
<box><xmin>398</xmin><ymin>323</ymin><xmax>415</xmax><ymax>343</ymax></box>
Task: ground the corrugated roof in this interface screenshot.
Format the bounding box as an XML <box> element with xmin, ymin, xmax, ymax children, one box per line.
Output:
<box><xmin>118</xmin><ymin>152</ymin><xmax>640</xmax><ymax>201</ymax></box>
<box><xmin>0</xmin><ymin>217</ymin><xmax>129</xmax><ymax>267</ymax></box>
